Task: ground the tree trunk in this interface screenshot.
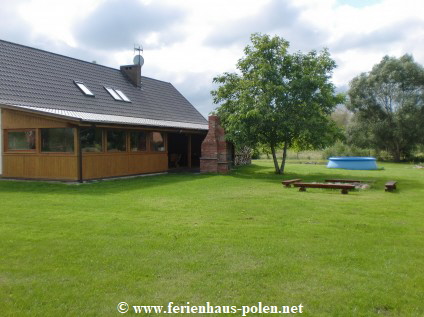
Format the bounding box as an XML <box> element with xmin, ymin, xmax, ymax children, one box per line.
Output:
<box><xmin>270</xmin><ymin>144</ymin><xmax>281</xmax><ymax>174</ymax></box>
<box><xmin>391</xmin><ymin>142</ymin><xmax>401</xmax><ymax>162</ymax></box>
<box><xmin>280</xmin><ymin>142</ymin><xmax>288</xmax><ymax>174</ymax></box>
<box><xmin>392</xmin><ymin>148</ymin><xmax>401</xmax><ymax>162</ymax></box>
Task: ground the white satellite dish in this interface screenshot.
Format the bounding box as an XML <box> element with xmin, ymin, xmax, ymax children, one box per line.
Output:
<box><xmin>133</xmin><ymin>54</ymin><xmax>144</xmax><ymax>66</ymax></box>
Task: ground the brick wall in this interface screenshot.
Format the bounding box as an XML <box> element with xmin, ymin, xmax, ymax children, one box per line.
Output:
<box><xmin>200</xmin><ymin>115</ymin><xmax>233</xmax><ymax>173</ymax></box>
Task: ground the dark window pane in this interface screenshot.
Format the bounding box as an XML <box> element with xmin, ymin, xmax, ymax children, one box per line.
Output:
<box><xmin>130</xmin><ymin>131</ymin><xmax>146</xmax><ymax>151</ymax></box>
<box><xmin>41</xmin><ymin>128</ymin><xmax>74</xmax><ymax>152</ymax></box>
<box><xmin>150</xmin><ymin>132</ymin><xmax>165</xmax><ymax>152</ymax></box>
<box><xmin>107</xmin><ymin>130</ymin><xmax>126</xmax><ymax>152</ymax></box>
<box><xmin>81</xmin><ymin>128</ymin><xmax>103</xmax><ymax>152</ymax></box>
<box><xmin>7</xmin><ymin>130</ymin><xmax>36</xmax><ymax>150</ymax></box>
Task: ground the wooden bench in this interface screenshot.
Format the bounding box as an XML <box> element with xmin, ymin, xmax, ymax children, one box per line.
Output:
<box><xmin>325</xmin><ymin>179</ymin><xmax>365</xmax><ymax>183</ymax></box>
<box><xmin>385</xmin><ymin>181</ymin><xmax>397</xmax><ymax>192</ymax></box>
<box><xmin>281</xmin><ymin>179</ymin><xmax>302</xmax><ymax>188</ymax></box>
<box><xmin>293</xmin><ymin>182</ymin><xmax>356</xmax><ymax>194</ymax></box>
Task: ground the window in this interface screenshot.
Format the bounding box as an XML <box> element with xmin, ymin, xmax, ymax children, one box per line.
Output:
<box><xmin>74</xmin><ymin>81</ymin><xmax>94</xmax><ymax>96</ymax></box>
<box><xmin>104</xmin><ymin>87</ymin><xmax>131</xmax><ymax>102</ymax></box>
<box><xmin>107</xmin><ymin>130</ymin><xmax>126</xmax><ymax>152</ymax></box>
<box><xmin>41</xmin><ymin>128</ymin><xmax>74</xmax><ymax>153</ymax></box>
<box><xmin>130</xmin><ymin>131</ymin><xmax>147</xmax><ymax>151</ymax></box>
<box><xmin>115</xmin><ymin>89</ymin><xmax>131</xmax><ymax>102</ymax></box>
<box><xmin>150</xmin><ymin>132</ymin><xmax>165</xmax><ymax>152</ymax></box>
<box><xmin>7</xmin><ymin>130</ymin><xmax>36</xmax><ymax>151</ymax></box>
<box><xmin>80</xmin><ymin>128</ymin><xmax>103</xmax><ymax>152</ymax></box>
<box><xmin>104</xmin><ymin>87</ymin><xmax>122</xmax><ymax>101</ymax></box>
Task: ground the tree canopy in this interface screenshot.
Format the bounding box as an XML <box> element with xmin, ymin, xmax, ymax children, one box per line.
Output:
<box><xmin>346</xmin><ymin>54</ymin><xmax>424</xmax><ymax>161</ymax></box>
<box><xmin>211</xmin><ymin>33</ymin><xmax>343</xmax><ymax>174</ymax></box>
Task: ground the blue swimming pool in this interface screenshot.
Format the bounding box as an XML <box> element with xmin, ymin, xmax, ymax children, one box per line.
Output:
<box><xmin>327</xmin><ymin>157</ymin><xmax>378</xmax><ymax>170</ymax></box>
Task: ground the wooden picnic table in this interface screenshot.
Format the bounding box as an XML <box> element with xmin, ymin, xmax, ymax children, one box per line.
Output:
<box><xmin>325</xmin><ymin>179</ymin><xmax>366</xmax><ymax>183</ymax></box>
<box><xmin>281</xmin><ymin>179</ymin><xmax>302</xmax><ymax>188</ymax></box>
<box><xmin>294</xmin><ymin>182</ymin><xmax>355</xmax><ymax>194</ymax></box>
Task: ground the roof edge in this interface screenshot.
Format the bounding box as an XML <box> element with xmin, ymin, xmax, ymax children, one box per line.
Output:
<box><xmin>0</xmin><ymin>103</ymin><xmax>82</xmax><ymax>123</ymax></box>
<box><xmin>1</xmin><ymin>104</ymin><xmax>209</xmax><ymax>131</ymax></box>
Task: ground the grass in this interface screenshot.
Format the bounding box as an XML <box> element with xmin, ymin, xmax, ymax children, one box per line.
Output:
<box><xmin>1</xmin><ymin>160</ymin><xmax>423</xmax><ymax>316</ymax></box>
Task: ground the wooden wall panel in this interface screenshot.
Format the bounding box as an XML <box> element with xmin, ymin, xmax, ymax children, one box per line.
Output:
<box><xmin>2</xmin><ymin>109</ymin><xmax>70</xmax><ymax>129</ymax></box>
<box><xmin>3</xmin><ymin>156</ymin><xmax>25</xmax><ymax>177</ymax></box>
<box><xmin>3</xmin><ymin>155</ymin><xmax>78</xmax><ymax>180</ymax></box>
<box><xmin>2</xmin><ymin>108</ymin><xmax>172</xmax><ymax>180</ymax></box>
<box><xmin>128</xmin><ymin>153</ymin><xmax>168</xmax><ymax>174</ymax></box>
<box><xmin>38</xmin><ymin>156</ymin><xmax>78</xmax><ymax>179</ymax></box>
<box><xmin>83</xmin><ymin>154</ymin><xmax>129</xmax><ymax>179</ymax></box>
<box><xmin>83</xmin><ymin>153</ymin><xmax>167</xmax><ymax>179</ymax></box>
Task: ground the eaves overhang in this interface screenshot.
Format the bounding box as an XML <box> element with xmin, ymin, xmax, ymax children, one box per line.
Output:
<box><xmin>1</xmin><ymin>104</ymin><xmax>209</xmax><ymax>131</ymax></box>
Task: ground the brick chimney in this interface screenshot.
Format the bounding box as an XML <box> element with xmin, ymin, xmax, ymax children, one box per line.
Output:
<box><xmin>200</xmin><ymin>115</ymin><xmax>233</xmax><ymax>173</ymax></box>
<box><xmin>120</xmin><ymin>64</ymin><xmax>141</xmax><ymax>87</ymax></box>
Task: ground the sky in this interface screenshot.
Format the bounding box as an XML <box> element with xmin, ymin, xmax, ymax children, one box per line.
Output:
<box><xmin>1</xmin><ymin>0</ymin><xmax>423</xmax><ymax>117</ymax></box>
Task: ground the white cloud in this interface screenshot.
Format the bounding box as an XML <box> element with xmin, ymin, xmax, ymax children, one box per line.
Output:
<box><xmin>1</xmin><ymin>0</ymin><xmax>423</xmax><ymax>116</ymax></box>
<box><xmin>289</xmin><ymin>0</ymin><xmax>424</xmax><ymax>86</ymax></box>
<box><xmin>18</xmin><ymin>0</ymin><xmax>101</xmax><ymax>46</ymax></box>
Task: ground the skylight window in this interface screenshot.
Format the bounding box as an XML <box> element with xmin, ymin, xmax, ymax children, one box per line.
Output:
<box><xmin>104</xmin><ymin>87</ymin><xmax>131</xmax><ymax>102</ymax></box>
<box><xmin>104</xmin><ymin>87</ymin><xmax>122</xmax><ymax>101</ymax></box>
<box><xmin>74</xmin><ymin>81</ymin><xmax>94</xmax><ymax>96</ymax></box>
<box><xmin>115</xmin><ymin>89</ymin><xmax>131</xmax><ymax>102</ymax></box>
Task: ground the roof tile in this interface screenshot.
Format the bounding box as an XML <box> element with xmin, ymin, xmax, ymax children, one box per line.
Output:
<box><xmin>0</xmin><ymin>39</ymin><xmax>208</xmax><ymax>129</ymax></box>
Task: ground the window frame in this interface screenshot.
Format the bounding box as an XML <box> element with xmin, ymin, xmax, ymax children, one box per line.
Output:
<box><xmin>80</xmin><ymin>127</ymin><xmax>104</xmax><ymax>153</ymax></box>
<box><xmin>4</xmin><ymin>129</ymin><xmax>37</xmax><ymax>152</ymax></box>
<box><xmin>106</xmin><ymin>129</ymin><xmax>127</xmax><ymax>152</ymax></box>
<box><xmin>40</xmin><ymin>128</ymin><xmax>75</xmax><ymax>154</ymax></box>
<box><xmin>104</xmin><ymin>87</ymin><xmax>123</xmax><ymax>101</ymax></box>
<box><xmin>129</xmin><ymin>130</ymin><xmax>147</xmax><ymax>152</ymax></box>
<box><xmin>150</xmin><ymin>131</ymin><xmax>166</xmax><ymax>152</ymax></box>
<box><xmin>74</xmin><ymin>81</ymin><xmax>95</xmax><ymax>97</ymax></box>
<box><xmin>115</xmin><ymin>89</ymin><xmax>131</xmax><ymax>102</ymax></box>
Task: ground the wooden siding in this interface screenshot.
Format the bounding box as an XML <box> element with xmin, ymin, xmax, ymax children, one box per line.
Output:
<box><xmin>2</xmin><ymin>108</ymin><xmax>72</xmax><ymax>129</ymax></box>
<box><xmin>3</xmin><ymin>151</ymin><xmax>168</xmax><ymax>181</ymax></box>
<box><xmin>1</xmin><ymin>108</ymin><xmax>199</xmax><ymax>180</ymax></box>
<box><xmin>82</xmin><ymin>152</ymin><xmax>168</xmax><ymax>179</ymax></box>
<box><xmin>2</xmin><ymin>154</ymin><xmax>78</xmax><ymax>180</ymax></box>
<box><xmin>1</xmin><ymin>108</ymin><xmax>79</xmax><ymax>180</ymax></box>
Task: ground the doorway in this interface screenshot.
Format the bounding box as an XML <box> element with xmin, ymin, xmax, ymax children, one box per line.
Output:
<box><xmin>167</xmin><ymin>132</ymin><xmax>206</xmax><ymax>169</ymax></box>
<box><xmin>168</xmin><ymin>133</ymin><xmax>188</xmax><ymax>169</ymax></box>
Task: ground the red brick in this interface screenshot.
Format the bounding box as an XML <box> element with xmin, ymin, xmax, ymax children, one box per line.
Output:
<box><xmin>200</xmin><ymin>115</ymin><xmax>233</xmax><ymax>173</ymax></box>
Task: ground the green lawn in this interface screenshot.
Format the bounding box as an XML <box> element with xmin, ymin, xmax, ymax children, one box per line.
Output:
<box><xmin>1</xmin><ymin>160</ymin><xmax>423</xmax><ymax>316</ymax></box>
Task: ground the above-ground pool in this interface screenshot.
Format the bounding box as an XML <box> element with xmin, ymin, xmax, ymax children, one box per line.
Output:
<box><xmin>327</xmin><ymin>157</ymin><xmax>378</xmax><ymax>170</ymax></box>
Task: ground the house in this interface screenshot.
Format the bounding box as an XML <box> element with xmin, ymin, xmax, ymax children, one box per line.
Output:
<box><xmin>0</xmin><ymin>39</ymin><xmax>232</xmax><ymax>181</ymax></box>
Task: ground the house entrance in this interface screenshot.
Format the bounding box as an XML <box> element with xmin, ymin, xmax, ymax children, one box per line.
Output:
<box><xmin>168</xmin><ymin>133</ymin><xmax>188</xmax><ymax>168</ymax></box>
<box><xmin>167</xmin><ymin>133</ymin><xmax>206</xmax><ymax>169</ymax></box>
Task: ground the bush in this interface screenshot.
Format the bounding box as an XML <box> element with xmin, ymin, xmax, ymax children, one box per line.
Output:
<box><xmin>374</xmin><ymin>150</ymin><xmax>392</xmax><ymax>161</ymax></box>
<box><xmin>410</xmin><ymin>153</ymin><xmax>424</xmax><ymax>163</ymax></box>
<box><xmin>322</xmin><ymin>141</ymin><xmax>371</xmax><ymax>159</ymax></box>
<box><xmin>251</xmin><ymin>148</ymin><xmax>261</xmax><ymax>159</ymax></box>
<box><xmin>323</xmin><ymin>141</ymin><xmax>424</xmax><ymax>162</ymax></box>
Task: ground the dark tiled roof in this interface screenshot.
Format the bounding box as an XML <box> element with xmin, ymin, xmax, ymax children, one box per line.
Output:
<box><xmin>0</xmin><ymin>39</ymin><xmax>208</xmax><ymax>128</ymax></box>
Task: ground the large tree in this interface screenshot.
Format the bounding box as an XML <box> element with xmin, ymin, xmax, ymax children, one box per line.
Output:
<box><xmin>346</xmin><ymin>55</ymin><xmax>424</xmax><ymax>161</ymax></box>
<box><xmin>211</xmin><ymin>33</ymin><xmax>343</xmax><ymax>174</ymax></box>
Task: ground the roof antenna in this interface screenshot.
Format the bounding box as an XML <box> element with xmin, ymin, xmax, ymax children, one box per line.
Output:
<box><xmin>133</xmin><ymin>44</ymin><xmax>144</xmax><ymax>66</ymax></box>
